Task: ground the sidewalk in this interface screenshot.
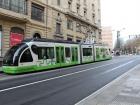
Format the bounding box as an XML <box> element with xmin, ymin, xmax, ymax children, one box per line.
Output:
<box><xmin>76</xmin><ymin>64</ymin><xmax>140</xmax><ymax>105</ymax></box>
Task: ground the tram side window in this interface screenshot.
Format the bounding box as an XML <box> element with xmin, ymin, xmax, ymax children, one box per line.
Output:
<box><xmin>65</xmin><ymin>47</ymin><xmax>70</xmax><ymax>57</ymax></box>
<box><xmin>20</xmin><ymin>49</ymin><xmax>33</xmax><ymax>63</ymax></box>
<box><xmin>106</xmin><ymin>49</ymin><xmax>109</xmax><ymax>55</ymax></box>
<box><xmin>96</xmin><ymin>48</ymin><xmax>100</xmax><ymax>58</ymax></box>
<box><xmin>83</xmin><ymin>48</ymin><xmax>92</xmax><ymax>56</ymax></box>
<box><xmin>100</xmin><ymin>48</ymin><xmax>103</xmax><ymax>52</ymax></box>
<box><xmin>38</xmin><ymin>47</ymin><xmax>54</xmax><ymax>59</ymax></box>
<box><xmin>38</xmin><ymin>47</ymin><xmax>46</xmax><ymax>59</ymax></box>
<box><xmin>46</xmin><ymin>47</ymin><xmax>54</xmax><ymax>59</ymax></box>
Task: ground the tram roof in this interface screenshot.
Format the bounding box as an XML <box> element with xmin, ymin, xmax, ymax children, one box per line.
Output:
<box><xmin>22</xmin><ymin>38</ymin><xmax>79</xmax><ymax>44</ymax></box>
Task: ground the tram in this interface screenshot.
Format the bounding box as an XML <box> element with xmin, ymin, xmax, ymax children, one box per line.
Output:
<box><xmin>3</xmin><ymin>38</ymin><xmax>112</xmax><ymax>74</ymax></box>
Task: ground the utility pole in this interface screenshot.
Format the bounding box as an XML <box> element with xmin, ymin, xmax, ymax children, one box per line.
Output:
<box><xmin>114</xmin><ymin>28</ymin><xmax>125</xmax><ymax>55</ymax></box>
<box><xmin>116</xmin><ymin>31</ymin><xmax>121</xmax><ymax>49</ymax></box>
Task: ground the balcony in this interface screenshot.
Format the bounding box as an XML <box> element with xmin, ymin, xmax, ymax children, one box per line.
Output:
<box><xmin>0</xmin><ymin>1</ymin><xmax>27</xmax><ymax>15</ymax></box>
<box><xmin>0</xmin><ymin>1</ymin><xmax>28</xmax><ymax>22</ymax></box>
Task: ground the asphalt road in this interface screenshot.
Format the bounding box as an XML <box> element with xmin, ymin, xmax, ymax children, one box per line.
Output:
<box><xmin>0</xmin><ymin>56</ymin><xmax>140</xmax><ymax>105</ymax></box>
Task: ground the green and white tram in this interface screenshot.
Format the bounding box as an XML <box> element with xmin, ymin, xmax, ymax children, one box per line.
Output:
<box><xmin>94</xmin><ymin>44</ymin><xmax>112</xmax><ymax>61</ymax></box>
<box><xmin>3</xmin><ymin>38</ymin><xmax>112</xmax><ymax>74</ymax></box>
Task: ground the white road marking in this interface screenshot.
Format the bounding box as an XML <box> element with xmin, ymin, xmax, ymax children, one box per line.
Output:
<box><xmin>0</xmin><ymin>60</ymin><xmax>136</xmax><ymax>93</ymax></box>
<box><xmin>103</xmin><ymin>60</ymin><xmax>135</xmax><ymax>74</ymax></box>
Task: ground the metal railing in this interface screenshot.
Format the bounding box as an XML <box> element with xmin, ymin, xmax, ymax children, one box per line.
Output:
<box><xmin>0</xmin><ymin>2</ymin><xmax>27</xmax><ymax>15</ymax></box>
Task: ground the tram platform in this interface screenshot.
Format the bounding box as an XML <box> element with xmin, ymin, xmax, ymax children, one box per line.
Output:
<box><xmin>76</xmin><ymin>64</ymin><xmax>140</xmax><ymax>105</ymax></box>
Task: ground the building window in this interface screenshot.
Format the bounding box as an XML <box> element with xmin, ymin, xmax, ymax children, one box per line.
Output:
<box><xmin>84</xmin><ymin>8</ymin><xmax>87</xmax><ymax>17</ymax></box>
<box><xmin>92</xmin><ymin>13</ymin><xmax>95</xmax><ymax>23</ymax></box>
<box><xmin>57</xmin><ymin>0</ymin><xmax>61</xmax><ymax>6</ymax></box>
<box><xmin>56</xmin><ymin>23</ymin><xmax>62</xmax><ymax>34</ymax></box>
<box><xmin>33</xmin><ymin>33</ymin><xmax>41</xmax><ymax>39</ymax></box>
<box><xmin>68</xmin><ymin>0</ymin><xmax>72</xmax><ymax>10</ymax></box>
<box><xmin>76</xmin><ymin>39</ymin><xmax>81</xmax><ymax>42</ymax></box>
<box><xmin>31</xmin><ymin>3</ymin><xmax>44</xmax><ymax>22</ymax></box>
<box><xmin>0</xmin><ymin>0</ymin><xmax>10</xmax><ymax>9</ymax></box>
<box><xmin>56</xmin><ymin>13</ymin><xmax>62</xmax><ymax>22</ymax></box>
<box><xmin>99</xmin><ymin>31</ymin><xmax>102</xmax><ymax>39</ymax></box>
<box><xmin>0</xmin><ymin>0</ymin><xmax>27</xmax><ymax>14</ymax></box>
<box><xmin>67</xmin><ymin>37</ymin><xmax>73</xmax><ymax>41</ymax></box>
<box><xmin>92</xmin><ymin>4</ymin><xmax>95</xmax><ymax>11</ymax></box>
<box><xmin>83</xmin><ymin>0</ymin><xmax>86</xmax><ymax>5</ymax></box>
<box><xmin>76</xmin><ymin>23</ymin><xmax>81</xmax><ymax>32</ymax></box>
<box><xmin>76</xmin><ymin>4</ymin><xmax>80</xmax><ymax>14</ymax></box>
<box><xmin>67</xmin><ymin>19</ymin><xmax>73</xmax><ymax>30</ymax></box>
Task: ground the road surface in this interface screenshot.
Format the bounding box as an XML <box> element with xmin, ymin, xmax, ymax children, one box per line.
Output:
<box><xmin>0</xmin><ymin>56</ymin><xmax>139</xmax><ymax>105</ymax></box>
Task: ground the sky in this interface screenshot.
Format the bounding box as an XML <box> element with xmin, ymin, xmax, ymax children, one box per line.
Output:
<box><xmin>101</xmin><ymin>0</ymin><xmax>140</xmax><ymax>41</ymax></box>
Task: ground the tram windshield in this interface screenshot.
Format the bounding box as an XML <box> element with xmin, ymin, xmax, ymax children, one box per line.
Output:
<box><xmin>3</xmin><ymin>43</ymin><xmax>26</xmax><ymax>66</ymax></box>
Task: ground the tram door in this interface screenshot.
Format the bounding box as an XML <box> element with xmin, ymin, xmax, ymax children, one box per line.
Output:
<box><xmin>56</xmin><ymin>46</ymin><xmax>65</xmax><ymax>65</ymax></box>
<box><xmin>71</xmin><ymin>47</ymin><xmax>78</xmax><ymax>63</ymax></box>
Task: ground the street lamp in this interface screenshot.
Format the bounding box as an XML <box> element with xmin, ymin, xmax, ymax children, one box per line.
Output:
<box><xmin>114</xmin><ymin>28</ymin><xmax>125</xmax><ymax>55</ymax></box>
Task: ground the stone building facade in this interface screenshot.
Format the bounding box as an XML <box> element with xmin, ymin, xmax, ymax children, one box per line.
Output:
<box><xmin>0</xmin><ymin>0</ymin><xmax>101</xmax><ymax>58</ymax></box>
<box><xmin>101</xmin><ymin>26</ymin><xmax>113</xmax><ymax>50</ymax></box>
<box><xmin>0</xmin><ymin>0</ymin><xmax>47</xmax><ymax>57</ymax></box>
<box><xmin>47</xmin><ymin>0</ymin><xmax>101</xmax><ymax>43</ymax></box>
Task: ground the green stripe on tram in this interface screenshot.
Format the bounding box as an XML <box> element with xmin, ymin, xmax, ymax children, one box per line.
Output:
<box><xmin>3</xmin><ymin>61</ymin><xmax>80</xmax><ymax>74</ymax></box>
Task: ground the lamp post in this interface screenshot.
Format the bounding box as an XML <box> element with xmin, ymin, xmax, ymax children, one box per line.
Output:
<box><xmin>114</xmin><ymin>28</ymin><xmax>125</xmax><ymax>55</ymax></box>
<box><xmin>116</xmin><ymin>30</ymin><xmax>121</xmax><ymax>49</ymax></box>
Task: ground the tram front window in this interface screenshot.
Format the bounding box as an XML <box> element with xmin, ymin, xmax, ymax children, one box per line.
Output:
<box><xmin>3</xmin><ymin>43</ymin><xmax>26</xmax><ymax>66</ymax></box>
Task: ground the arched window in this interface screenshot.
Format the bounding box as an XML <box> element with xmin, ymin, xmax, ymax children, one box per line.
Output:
<box><xmin>10</xmin><ymin>27</ymin><xmax>24</xmax><ymax>47</ymax></box>
<box><xmin>11</xmin><ymin>27</ymin><xmax>24</xmax><ymax>34</ymax></box>
<box><xmin>33</xmin><ymin>33</ymin><xmax>41</xmax><ymax>39</ymax></box>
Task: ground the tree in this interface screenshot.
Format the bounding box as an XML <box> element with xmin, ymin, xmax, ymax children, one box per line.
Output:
<box><xmin>123</xmin><ymin>37</ymin><xmax>140</xmax><ymax>54</ymax></box>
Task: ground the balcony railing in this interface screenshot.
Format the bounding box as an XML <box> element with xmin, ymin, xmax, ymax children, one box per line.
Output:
<box><xmin>0</xmin><ymin>2</ymin><xmax>27</xmax><ymax>15</ymax></box>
